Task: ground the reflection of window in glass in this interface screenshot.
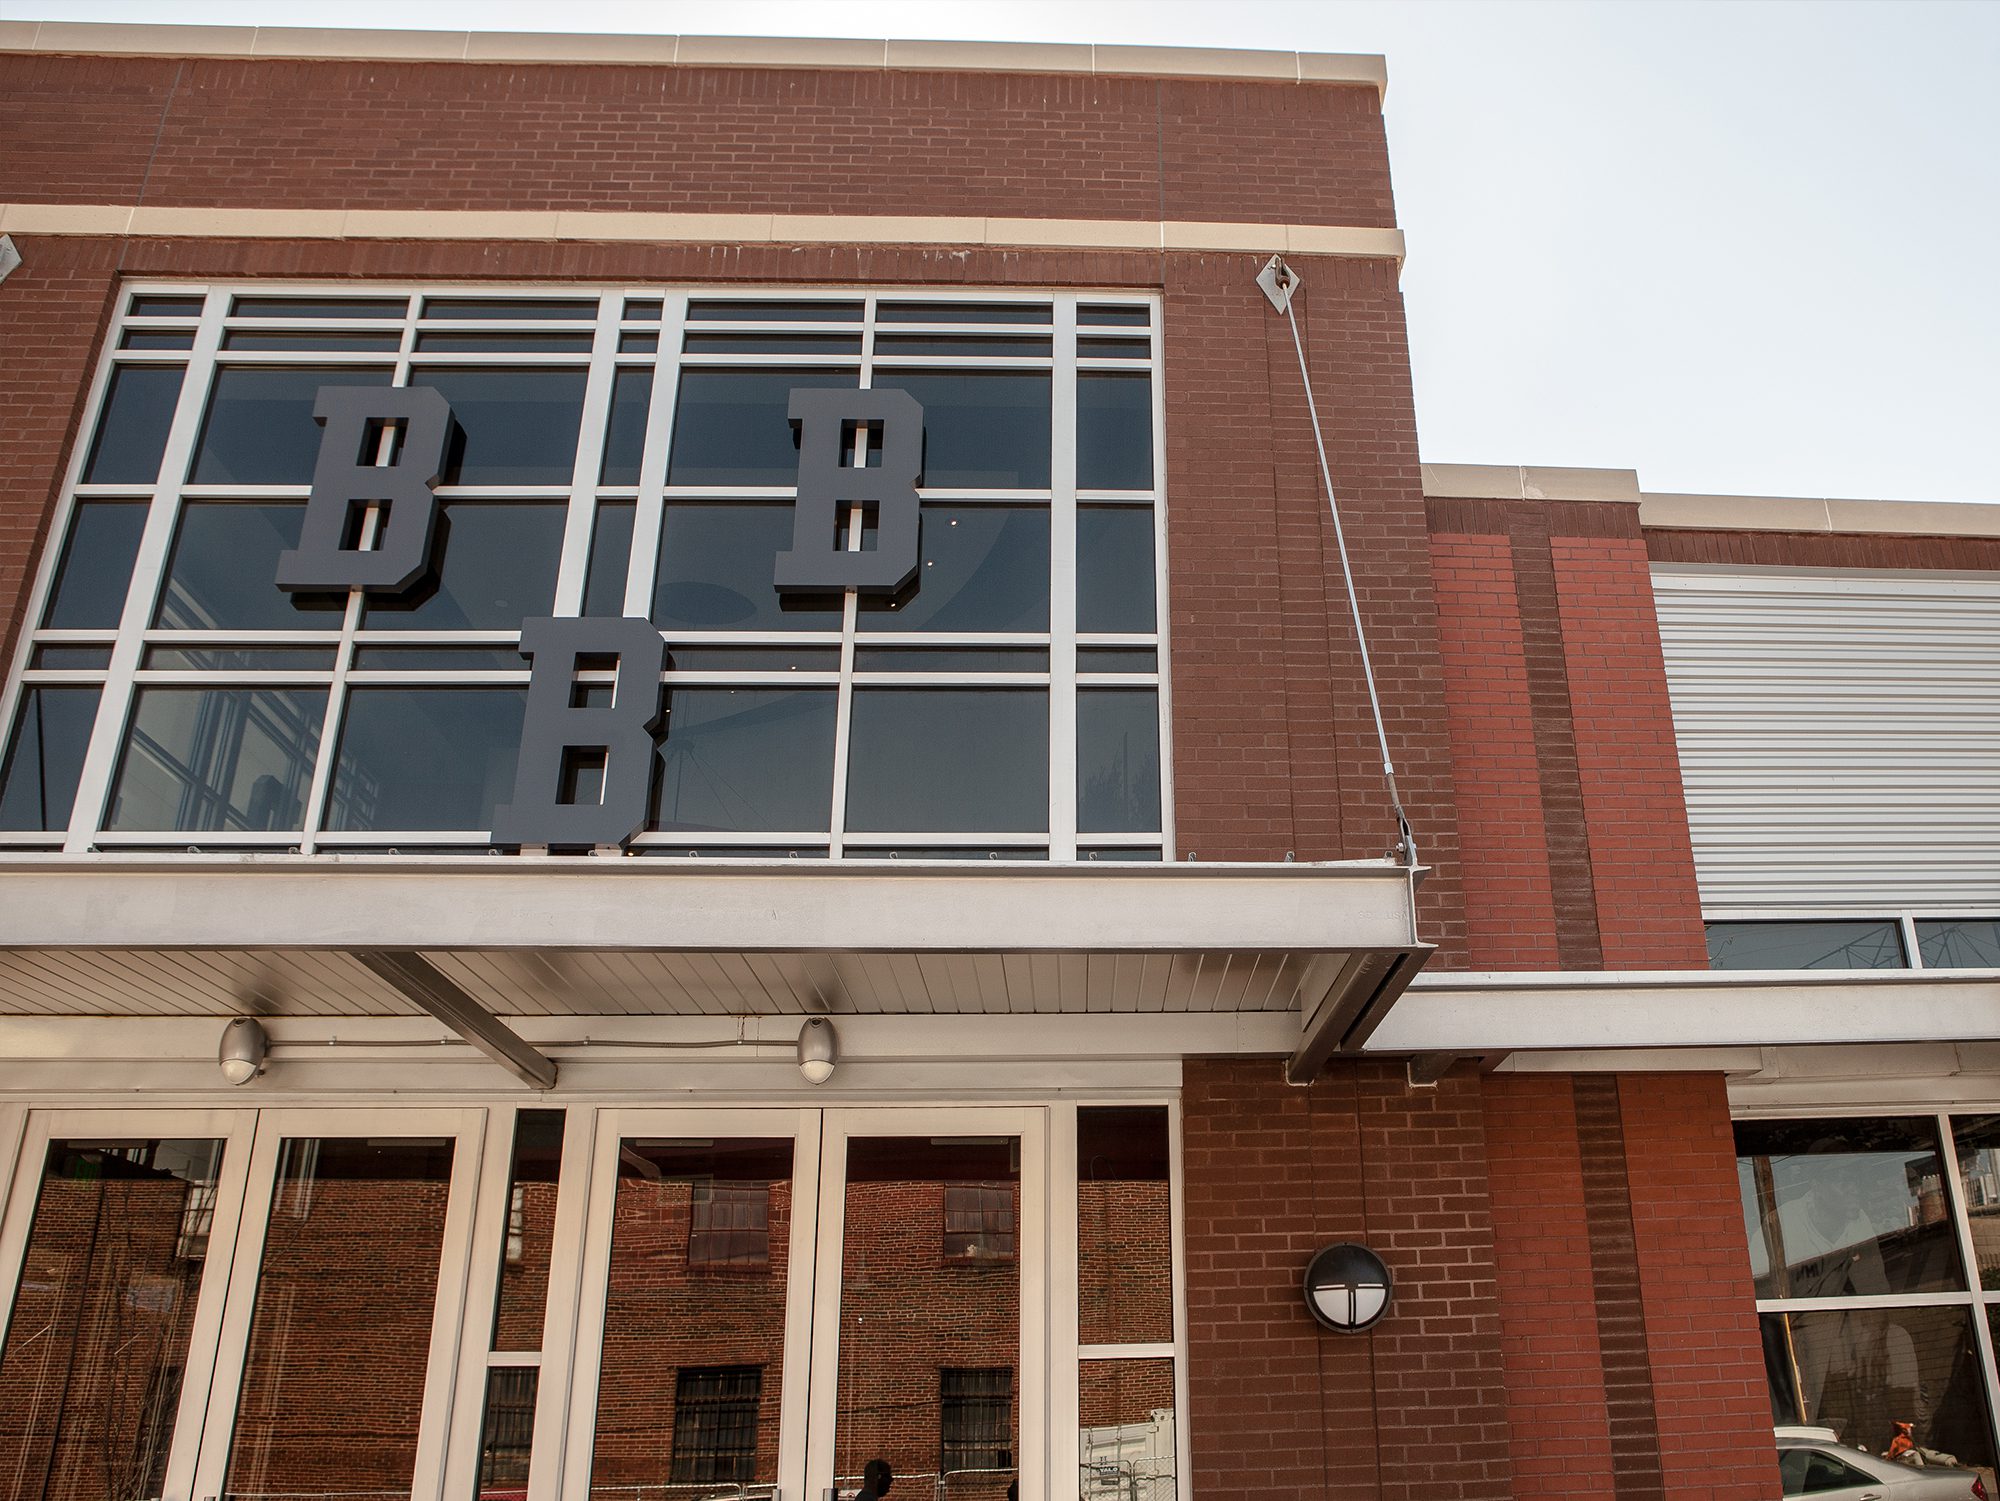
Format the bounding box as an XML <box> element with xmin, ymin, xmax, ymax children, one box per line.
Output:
<box><xmin>83</xmin><ymin>364</ymin><xmax>186</xmax><ymax>484</ymax></box>
<box><xmin>671</xmin><ymin>1366</ymin><xmax>763</xmax><ymax>1484</ymax></box>
<box><xmin>0</xmin><ymin>686</ymin><xmax>101</xmax><ymax>831</ymax></box>
<box><xmin>493</xmin><ymin>1109</ymin><xmax>564</xmax><ymax>1350</ymax></box>
<box><xmin>1951</xmin><ymin>1116</ymin><xmax>2000</xmax><ymax>1292</ymax></box>
<box><xmin>1921</xmin><ymin>920</ymin><xmax>2000</xmax><ymax>969</ymax></box>
<box><xmin>477</xmin><ymin>1367</ymin><xmax>538</xmax><ymax>1493</ymax></box>
<box><xmin>1078</xmin><ymin>1107</ymin><xmax>1173</xmax><ymax>1345</ymax></box>
<box><xmin>943</xmin><ymin>1183</ymin><xmax>1017</xmax><ymax>1260</ymax></box>
<box><xmin>0</xmin><ymin>1139</ymin><xmax>221</xmax><ymax>1501</ymax></box>
<box><xmin>941</xmin><ymin>1367</ymin><xmax>1015</xmax><ymax>1475</ymax></box>
<box><xmin>1736</xmin><ymin>1119</ymin><xmax>1963</xmax><ymax>1300</ymax></box>
<box><xmin>1764</xmin><ymin>1306</ymin><xmax>1995</xmax><ymax>1469</ymax></box>
<box><xmin>1079</xmin><ymin>1359</ymin><xmax>1176</xmax><ymax>1501</ymax></box>
<box><xmin>1707</xmin><ymin>921</ymin><xmax>1908</xmax><ymax>971</ymax></box>
<box><xmin>689</xmin><ymin>1182</ymin><xmax>773</xmax><ymax>1267</ymax></box>
<box><xmin>107</xmin><ymin>687</ymin><xmax>325</xmax><ymax>833</ymax></box>
<box><xmin>43</xmin><ymin>500</ymin><xmax>148</xmax><ymax>629</ymax></box>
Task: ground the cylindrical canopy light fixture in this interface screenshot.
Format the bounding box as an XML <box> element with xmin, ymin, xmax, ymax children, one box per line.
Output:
<box><xmin>797</xmin><ymin>1017</ymin><xmax>839</xmax><ymax>1085</ymax></box>
<box><xmin>218</xmin><ymin>1016</ymin><xmax>269</xmax><ymax>1085</ymax></box>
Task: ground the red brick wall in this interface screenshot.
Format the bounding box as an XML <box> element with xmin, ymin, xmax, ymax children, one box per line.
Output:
<box><xmin>1426</xmin><ymin>498</ymin><xmax>1705</xmax><ymax>970</ymax></box>
<box><xmin>1181</xmin><ymin>1057</ymin><xmax>1512</xmax><ymax>1500</ymax></box>
<box><xmin>0</xmin><ymin>55</ymin><xmax>1394</xmax><ymax>227</ymax></box>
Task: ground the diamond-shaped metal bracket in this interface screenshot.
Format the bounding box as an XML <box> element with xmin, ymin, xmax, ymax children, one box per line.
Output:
<box><xmin>0</xmin><ymin>236</ymin><xmax>21</xmax><ymax>285</ymax></box>
<box><xmin>1256</xmin><ymin>253</ymin><xmax>1299</xmax><ymax>314</ymax></box>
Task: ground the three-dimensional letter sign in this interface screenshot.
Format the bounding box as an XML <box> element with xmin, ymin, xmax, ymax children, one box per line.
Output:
<box><xmin>277</xmin><ymin>386</ymin><xmax>457</xmax><ymax>595</ymax></box>
<box><xmin>491</xmin><ymin>616</ymin><xmax>666</xmax><ymax>849</ymax></box>
<box><xmin>775</xmin><ymin>387</ymin><xmax>925</xmax><ymax>594</ymax></box>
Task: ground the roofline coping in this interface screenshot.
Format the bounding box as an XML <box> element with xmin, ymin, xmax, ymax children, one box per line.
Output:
<box><xmin>1422</xmin><ymin>463</ymin><xmax>2000</xmax><ymax>539</ymax></box>
<box><xmin>0</xmin><ymin>20</ymin><xmax>1389</xmax><ymax>97</ymax></box>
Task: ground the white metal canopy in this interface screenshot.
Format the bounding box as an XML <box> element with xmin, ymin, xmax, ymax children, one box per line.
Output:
<box><xmin>0</xmin><ymin>854</ymin><xmax>1432</xmax><ymax>1086</ymax></box>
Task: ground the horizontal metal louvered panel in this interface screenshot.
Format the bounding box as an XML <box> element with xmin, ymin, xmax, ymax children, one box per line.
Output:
<box><xmin>1654</xmin><ymin>567</ymin><xmax>2000</xmax><ymax>910</ymax></box>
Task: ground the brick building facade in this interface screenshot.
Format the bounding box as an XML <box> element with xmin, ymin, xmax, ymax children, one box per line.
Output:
<box><xmin>1</xmin><ymin>21</ymin><xmax>1996</xmax><ymax>1501</ymax></box>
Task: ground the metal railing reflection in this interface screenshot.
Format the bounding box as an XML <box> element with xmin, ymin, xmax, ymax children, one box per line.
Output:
<box><xmin>585</xmin><ymin>1485</ymin><xmax>778</xmax><ymax>1501</ymax></box>
<box><xmin>828</xmin><ymin>1468</ymin><xmax>1017</xmax><ymax>1501</ymax></box>
<box><xmin>1081</xmin><ymin>1459</ymin><xmax>1176</xmax><ymax>1501</ymax></box>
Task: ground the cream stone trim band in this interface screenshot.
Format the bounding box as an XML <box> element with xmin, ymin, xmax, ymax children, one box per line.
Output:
<box><xmin>0</xmin><ymin>20</ymin><xmax>1388</xmax><ymax>96</ymax></box>
<box><xmin>0</xmin><ymin>202</ymin><xmax>1408</xmax><ymax>261</ymax></box>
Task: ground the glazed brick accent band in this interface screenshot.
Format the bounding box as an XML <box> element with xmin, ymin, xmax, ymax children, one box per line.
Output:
<box><xmin>1572</xmin><ymin>1075</ymin><xmax>1668</xmax><ymax>1501</ymax></box>
<box><xmin>0</xmin><ymin>53</ymin><xmax>1396</xmax><ymax>228</ymax></box>
<box><xmin>1646</xmin><ymin>526</ymin><xmax>2000</xmax><ymax>571</ymax></box>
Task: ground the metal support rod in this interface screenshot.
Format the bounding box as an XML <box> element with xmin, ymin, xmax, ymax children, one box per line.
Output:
<box><xmin>1260</xmin><ymin>256</ymin><xmax>1417</xmax><ymax>868</ymax></box>
<box><xmin>355</xmin><ymin>949</ymin><xmax>559</xmax><ymax>1090</ymax></box>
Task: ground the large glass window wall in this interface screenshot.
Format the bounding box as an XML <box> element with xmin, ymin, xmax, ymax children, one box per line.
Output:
<box><xmin>0</xmin><ymin>287</ymin><xmax>1171</xmax><ymax>861</ymax></box>
<box><xmin>1739</xmin><ymin>1114</ymin><xmax>2000</xmax><ymax>1486</ymax></box>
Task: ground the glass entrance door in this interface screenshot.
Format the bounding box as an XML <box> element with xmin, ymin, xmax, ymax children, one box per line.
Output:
<box><xmin>806</xmin><ymin>1109</ymin><xmax>1043</xmax><ymax>1501</ymax></box>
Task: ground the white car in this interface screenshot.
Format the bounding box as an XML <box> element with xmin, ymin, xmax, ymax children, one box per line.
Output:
<box><xmin>1776</xmin><ymin>1426</ymin><xmax>1990</xmax><ymax>1500</ymax></box>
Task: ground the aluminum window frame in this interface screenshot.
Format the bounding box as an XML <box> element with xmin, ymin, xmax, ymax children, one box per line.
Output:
<box><xmin>1</xmin><ymin>283</ymin><xmax>1172</xmax><ymax>862</ymax></box>
<box><xmin>1705</xmin><ymin>908</ymin><xmax>2000</xmax><ymax>972</ymax></box>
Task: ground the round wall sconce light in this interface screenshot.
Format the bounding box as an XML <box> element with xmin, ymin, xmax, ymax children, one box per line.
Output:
<box><xmin>1303</xmin><ymin>1242</ymin><xmax>1393</xmax><ymax>1333</ymax></box>
<box><xmin>218</xmin><ymin>1016</ymin><xmax>269</xmax><ymax>1085</ymax></box>
<box><xmin>797</xmin><ymin>1017</ymin><xmax>839</xmax><ymax>1084</ymax></box>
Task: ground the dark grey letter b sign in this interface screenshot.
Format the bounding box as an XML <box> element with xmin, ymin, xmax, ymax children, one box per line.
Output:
<box><xmin>775</xmin><ymin>387</ymin><xmax>925</xmax><ymax>594</ymax></box>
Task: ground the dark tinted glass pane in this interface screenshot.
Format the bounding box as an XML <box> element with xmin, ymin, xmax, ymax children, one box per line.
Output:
<box><xmin>1077</xmin><ymin>507</ymin><xmax>1157</xmax><ymax>632</ymax></box>
<box><xmin>848</xmin><ymin>846</ymin><xmax>1046</xmax><ymax>860</ymax></box>
<box><xmin>220</xmin><ymin>331</ymin><xmax>404</xmax><ymax>351</ymax></box>
<box><xmin>0</xmin><ymin>687</ymin><xmax>100</xmax><ymax>830</ymax></box>
<box><xmin>409</xmin><ymin>369</ymin><xmax>589</xmax><ymax>485</ymax></box>
<box><xmin>1707</xmin><ymin>921</ymin><xmax>1907</xmax><ymax>970</ymax></box>
<box><xmin>349</xmin><ymin>647</ymin><xmax>524</xmax><ymax>671</ymax></box>
<box><xmin>666</xmin><ymin>646</ymin><xmax>839</xmax><ymax>672</ymax></box>
<box><xmin>1078</xmin><ymin>303</ymin><xmax>1150</xmax><ymax>327</ymax></box>
<box><xmin>360</xmin><ymin>502</ymin><xmax>566</xmax><ymax>630</ymax></box>
<box><xmin>1079</xmin><ymin>337</ymin><xmax>1150</xmax><ymax>360</ymax></box>
<box><xmin>83</xmin><ymin>365</ymin><xmax>185</xmax><ymax>484</ymax></box>
<box><xmin>43</xmin><ymin>501</ymin><xmax>148</xmax><ymax>629</ymax></box>
<box><xmin>687</xmin><ymin>300</ymin><xmax>861</xmax><ymax>322</ymax></box>
<box><xmin>624</xmin><ymin>299</ymin><xmax>663</xmax><ymax>321</ymax></box>
<box><xmin>1080</xmin><ymin>846</ymin><xmax>1162</xmax><ymax>861</ymax></box>
<box><xmin>155</xmin><ymin>503</ymin><xmax>345</xmax><ymax>630</ymax></box>
<box><xmin>107</xmin><ymin>687</ymin><xmax>325</xmax><ymax>831</ymax></box>
<box><xmin>232</xmin><ymin>297</ymin><xmax>407</xmax><ymax>320</ymax></box>
<box><xmin>421</xmin><ymin>298</ymin><xmax>595</xmax><ymax>321</ymax></box>
<box><xmin>1736</xmin><ymin>1118</ymin><xmax>1961</xmax><ymax>1299</ymax></box>
<box><xmin>1919</xmin><ymin>919</ymin><xmax>2000</xmax><ymax>968</ymax></box>
<box><xmin>190</xmin><ymin>366</ymin><xmax>394</xmax><ymax>484</ymax></box>
<box><xmin>327</xmin><ymin>688</ymin><xmax>527</xmax><ymax>832</ymax></box>
<box><xmin>600</xmin><ymin>369</ymin><xmax>653</xmax><ymax>486</ymax></box>
<box><xmin>1078</xmin><ymin>648</ymin><xmax>1158</xmax><ymax>672</ymax></box>
<box><xmin>846</xmin><ymin>689</ymin><xmax>1047</xmax><ymax>833</ymax></box>
<box><xmin>653</xmin><ymin>504</ymin><xmax>842</xmax><ymax>631</ymax></box>
<box><xmin>873</xmin><ymin>334</ymin><xmax>1050</xmax><ymax>357</ymax></box>
<box><xmin>872</xmin><ymin>371</ymin><xmax>1051</xmax><ymax>489</ymax></box>
<box><xmin>682</xmin><ymin>333</ymin><xmax>863</xmax><ymax>355</ymax></box>
<box><xmin>493</xmin><ymin>1110</ymin><xmax>565</xmax><ymax>1350</ymax></box>
<box><xmin>130</xmin><ymin>294</ymin><xmax>206</xmax><ymax>317</ymax></box>
<box><xmin>1764</xmin><ymin>1308</ymin><xmax>1994</xmax><ymax>1469</ymax></box>
<box><xmin>120</xmin><ymin>329</ymin><xmax>196</xmax><ymax>350</ymax></box>
<box><xmin>584</xmin><ymin>502</ymin><xmax>636</xmax><ymax>617</ymax></box>
<box><xmin>30</xmin><ymin>645</ymin><xmax>113</xmax><ymax>670</ymax></box>
<box><xmin>143</xmin><ymin>646</ymin><xmax>336</xmax><ymax>670</ymax></box>
<box><xmin>1078</xmin><ymin>372</ymin><xmax>1154</xmax><ymax>490</ymax></box>
<box><xmin>1079</xmin><ymin>689</ymin><xmax>1161</xmax><ymax>833</ymax></box>
<box><xmin>650</xmin><ymin>687</ymin><xmax>835</xmax><ymax>833</ymax></box>
<box><xmin>852</xmin><ymin>647</ymin><xmax>1047</xmax><ymax>672</ymax></box>
<box><xmin>1078</xmin><ymin>1106</ymin><xmax>1172</xmax><ymax>1345</ymax></box>
<box><xmin>618</xmin><ymin>333</ymin><xmax>659</xmax><ymax>354</ymax></box>
<box><xmin>477</xmin><ymin>1368</ymin><xmax>538</xmax><ymax>1490</ymax></box>
<box><xmin>666</xmin><ymin>369</ymin><xmax>858</xmax><ymax>486</ymax></box>
<box><xmin>855</xmin><ymin>506</ymin><xmax>1049</xmax><ymax>632</ymax></box>
<box><xmin>414</xmin><ymin>332</ymin><xmax>593</xmax><ymax>353</ymax></box>
<box><xmin>878</xmin><ymin>301</ymin><xmax>1050</xmax><ymax>324</ymax></box>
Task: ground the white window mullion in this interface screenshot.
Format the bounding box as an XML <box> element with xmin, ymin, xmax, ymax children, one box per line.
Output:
<box><xmin>62</xmin><ymin>291</ymin><xmax>229</xmax><ymax>851</ymax></box>
<box><xmin>1050</xmin><ymin>300</ymin><xmax>1079</xmax><ymax>861</ymax></box>
<box><xmin>552</xmin><ymin>295</ymin><xmax>622</xmax><ymax>615</ymax></box>
<box><xmin>1149</xmin><ymin>296</ymin><xmax>1176</xmax><ymax>859</ymax></box>
<box><xmin>624</xmin><ymin>292</ymin><xmax>683</xmax><ymax>618</ymax></box>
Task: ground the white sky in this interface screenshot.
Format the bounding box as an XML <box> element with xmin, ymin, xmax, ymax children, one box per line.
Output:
<box><xmin>12</xmin><ymin>0</ymin><xmax>1999</xmax><ymax>502</ymax></box>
